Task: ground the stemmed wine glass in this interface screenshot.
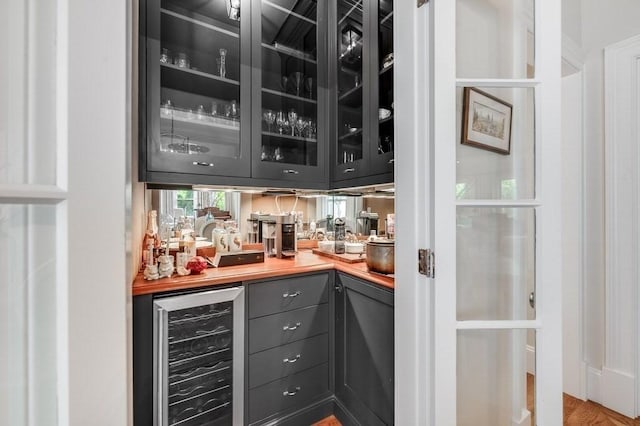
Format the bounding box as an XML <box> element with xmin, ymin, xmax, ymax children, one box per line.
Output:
<box><xmin>276</xmin><ymin>111</ymin><xmax>287</xmax><ymax>134</ymax></box>
<box><xmin>281</xmin><ymin>76</ymin><xmax>289</xmax><ymax>94</ymax></box>
<box><xmin>295</xmin><ymin>118</ymin><xmax>307</xmax><ymax>139</ymax></box>
<box><xmin>263</xmin><ymin>110</ymin><xmax>276</xmax><ymax>133</ymax></box>
<box><xmin>305</xmin><ymin>77</ymin><xmax>314</xmax><ymax>99</ymax></box>
<box><xmin>287</xmin><ymin>109</ymin><xmax>298</xmax><ymax>136</ymax></box>
<box><xmin>291</xmin><ymin>72</ymin><xmax>304</xmax><ymax>97</ymax></box>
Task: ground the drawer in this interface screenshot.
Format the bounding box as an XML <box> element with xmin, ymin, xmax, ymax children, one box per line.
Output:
<box><xmin>249</xmin><ymin>304</ymin><xmax>329</xmax><ymax>354</ymax></box>
<box><xmin>248</xmin><ymin>363</ymin><xmax>329</xmax><ymax>423</ymax></box>
<box><xmin>249</xmin><ymin>333</ymin><xmax>328</xmax><ymax>389</ymax></box>
<box><xmin>248</xmin><ymin>273</ymin><xmax>329</xmax><ymax>319</ymax></box>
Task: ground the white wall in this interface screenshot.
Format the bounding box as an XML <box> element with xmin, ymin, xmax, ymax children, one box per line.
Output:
<box><xmin>563</xmin><ymin>0</ymin><xmax>640</xmax><ymax>371</ymax></box>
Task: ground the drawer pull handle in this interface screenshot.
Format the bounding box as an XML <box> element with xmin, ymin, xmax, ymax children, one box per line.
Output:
<box><xmin>283</xmin><ymin>169</ymin><xmax>300</xmax><ymax>174</ymax></box>
<box><xmin>388</xmin><ymin>158</ymin><xmax>395</xmax><ymax>164</ymax></box>
<box><xmin>192</xmin><ymin>161</ymin><xmax>214</xmax><ymax>167</ymax></box>
<box><xmin>283</xmin><ymin>386</ymin><xmax>301</xmax><ymax>396</ymax></box>
<box><xmin>283</xmin><ymin>354</ymin><xmax>301</xmax><ymax>364</ymax></box>
<box><xmin>282</xmin><ymin>291</ymin><xmax>301</xmax><ymax>298</ymax></box>
<box><xmin>343</xmin><ymin>168</ymin><xmax>356</xmax><ymax>173</ymax></box>
<box><xmin>282</xmin><ymin>322</ymin><xmax>302</xmax><ymax>331</ymax></box>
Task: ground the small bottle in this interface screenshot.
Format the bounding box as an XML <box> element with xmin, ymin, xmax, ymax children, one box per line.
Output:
<box><xmin>142</xmin><ymin>210</ymin><xmax>160</xmax><ymax>267</ymax></box>
<box><xmin>334</xmin><ymin>218</ymin><xmax>345</xmax><ymax>254</ymax></box>
<box><xmin>183</xmin><ymin>232</ymin><xmax>197</xmax><ymax>258</ymax></box>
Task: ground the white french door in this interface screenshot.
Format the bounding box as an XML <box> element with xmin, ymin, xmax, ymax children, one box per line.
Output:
<box><xmin>395</xmin><ymin>0</ymin><xmax>562</xmax><ymax>425</ymax></box>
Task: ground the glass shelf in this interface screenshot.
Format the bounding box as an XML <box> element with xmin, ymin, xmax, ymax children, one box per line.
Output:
<box><xmin>262</xmin><ymin>131</ymin><xmax>317</xmax><ymax>143</ymax></box>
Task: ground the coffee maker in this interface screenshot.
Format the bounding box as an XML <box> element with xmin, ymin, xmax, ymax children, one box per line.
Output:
<box><xmin>356</xmin><ymin>211</ymin><xmax>379</xmax><ymax>236</ymax></box>
<box><xmin>274</xmin><ymin>214</ymin><xmax>297</xmax><ymax>258</ymax></box>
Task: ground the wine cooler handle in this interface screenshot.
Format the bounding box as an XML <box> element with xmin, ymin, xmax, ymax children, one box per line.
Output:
<box><xmin>282</xmin><ymin>322</ymin><xmax>302</xmax><ymax>331</ymax></box>
<box><xmin>283</xmin><ymin>354</ymin><xmax>301</xmax><ymax>364</ymax></box>
<box><xmin>343</xmin><ymin>168</ymin><xmax>356</xmax><ymax>173</ymax></box>
<box><xmin>282</xmin><ymin>290</ymin><xmax>301</xmax><ymax>298</ymax></box>
<box><xmin>192</xmin><ymin>161</ymin><xmax>214</xmax><ymax>167</ymax></box>
<box><xmin>283</xmin><ymin>386</ymin><xmax>301</xmax><ymax>396</ymax></box>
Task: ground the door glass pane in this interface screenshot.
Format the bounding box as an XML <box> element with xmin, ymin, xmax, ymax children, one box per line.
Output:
<box><xmin>0</xmin><ymin>0</ymin><xmax>57</xmax><ymax>185</ymax></box>
<box><xmin>456</xmin><ymin>0</ymin><xmax>535</xmax><ymax>79</ymax></box>
<box><xmin>160</xmin><ymin>0</ymin><xmax>241</xmax><ymax>159</ymax></box>
<box><xmin>377</xmin><ymin>0</ymin><xmax>394</xmax><ymax>159</ymax></box>
<box><xmin>457</xmin><ymin>329</ymin><xmax>534</xmax><ymax>426</ymax></box>
<box><xmin>260</xmin><ymin>0</ymin><xmax>318</xmax><ymax>166</ymax></box>
<box><xmin>337</xmin><ymin>0</ymin><xmax>364</xmax><ymax>166</ymax></box>
<box><xmin>456</xmin><ymin>87</ymin><xmax>535</xmax><ymax>200</ymax></box>
<box><xmin>0</xmin><ymin>204</ymin><xmax>58</xmax><ymax>425</ymax></box>
<box><xmin>457</xmin><ymin>207</ymin><xmax>535</xmax><ymax>321</ymax></box>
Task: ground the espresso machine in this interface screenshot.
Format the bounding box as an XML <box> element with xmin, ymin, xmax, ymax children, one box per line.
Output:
<box><xmin>356</xmin><ymin>211</ymin><xmax>379</xmax><ymax>236</ymax></box>
<box><xmin>274</xmin><ymin>214</ymin><xmax>297</xmax><ymax>258</ymax></box>
<box><xmin>246</xmin><ymin>212</ymin><xmax>271</xmax><ymax>243</ymax></box>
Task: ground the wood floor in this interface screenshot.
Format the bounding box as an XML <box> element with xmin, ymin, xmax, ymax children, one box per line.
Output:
<box><xmin>312</xmin><ymin>380</ymin><xmax>640</xmax><ymax>425</ymax></box>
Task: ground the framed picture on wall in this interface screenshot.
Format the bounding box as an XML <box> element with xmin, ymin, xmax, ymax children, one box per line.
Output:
<box><xmin>461</xmin><ymin>87</ymin><xmax>513</xmax><ymax>155</ymax></box>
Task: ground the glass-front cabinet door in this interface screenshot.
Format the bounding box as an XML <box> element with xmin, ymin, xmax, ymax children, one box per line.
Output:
<box><xmin>370</xmin><ymin>0</ymin><xmax>394</xmax><ymax>174</ymax></box>
<box><xmin>334</xmin><ymin>0</ymin><xmax>368</xmax><ymax>181</ymax></box>
<box><xmin>252</xmin><ymin>0</ymin><xmax>328</xmax><ymax>186</ymax></box>
<box><xmin>142</xmin><ymin>0</ymin><xmax>251</xmax><ymax>180</ymax></box>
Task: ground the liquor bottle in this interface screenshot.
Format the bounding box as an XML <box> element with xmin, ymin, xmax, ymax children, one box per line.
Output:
<box><xmin>142</xmin><ymin>210</ymin><xmax>160</xmax><ymax>268</ymax></box>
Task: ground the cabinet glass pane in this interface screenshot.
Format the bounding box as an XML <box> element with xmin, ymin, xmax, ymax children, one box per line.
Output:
<box><xmin>0</xmin><ymin>0</ymin><xmax>57</xmax><ymax>185</ymax></box>
<box><xmin>457</xmin><ymin>207</ymin><xmax>535</xmax><ymax>321</ymax></box>
<box><xmin>457</xmin><ymin>329</ymin><xmax>534</xmax><ymax>426</ymax></box>
<box><xmin>260</xmin><ymin>0</ymin><xmax>318</xmax><ymax>167</ymax></box>
<box><xmin>0</xmin><ymin>204</ymin><xmax>58</xmax><ymax>426</ymax></box>
<box><xmin>377</xmin><ymin>0</ymin><xmax>394</xmax><ymax>159</ymax></box>
<box><xmin>337</xmin><ymin>0</ymin><xmax>364</xmax><ymax>166</ymax></box>
<box><xmin>159</xmin><ymin>1</ymin><xmax>241</xmax><ymax>160</ymax></box>
<box><xmin>456</xmin><ymin>87</ymin><xmax>535</xmax><ymax>200</ymax></box>
<box><xmin>456</xmin><ymin>0</ymin><xmax>535</xmax><ymax>79</ymax></box>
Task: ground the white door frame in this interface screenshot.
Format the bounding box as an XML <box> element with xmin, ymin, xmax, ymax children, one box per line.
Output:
<box><xmin>560</xmin><ymin>34</ymin><xmax>588</xmax><ymax>401</ymax></box>
<box><xmin>603</xmin><ymin>33</ymin><xmax>640</xmax><ymax>419</ymax></box>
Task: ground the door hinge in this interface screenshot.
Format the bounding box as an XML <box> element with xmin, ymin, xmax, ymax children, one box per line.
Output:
<box><xmin>417</xmin><ymin>0</ymin><xmax>427</xmax><ymax>8</ymax></box>
<box><xmin>418</xmin><ymin>249</ymin><xmax>435</xmax><ymax>278</ymax></box>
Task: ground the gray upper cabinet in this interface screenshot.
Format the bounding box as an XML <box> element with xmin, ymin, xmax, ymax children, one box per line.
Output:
<box><xmin>139</xmin><ymin>0</ymin><xmax>252</xmax><ymax>185</ymax></box>
<box><xmin>251</xmin><ymin>0</ymin><xmax>329</xmax><ymax>188</ymax></box>
<box><xmin>331</xmin><ymin>0</ymin><xmax>394</xmax><ymax>188</ymax></box>
<box><xmin>139</xmin><ymin>0</ymin><xmax>392</xmax><ymax>189</ymax></box>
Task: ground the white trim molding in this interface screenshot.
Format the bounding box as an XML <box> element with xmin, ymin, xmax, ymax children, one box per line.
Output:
<box><xmin>603</xmin><ymin>33</ymin><xmax>640</xmax><ymax>419</ymax></box>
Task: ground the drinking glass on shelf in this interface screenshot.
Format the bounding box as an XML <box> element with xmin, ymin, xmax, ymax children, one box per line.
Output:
<box><xmin>160</xmin><ymin>48</ymin><xmax>170</xmax><ymax>64</ymax></box>
<box><xmin>263</xmin><ymin>109</ymin><xmax>276</xmax><ymax>133</ymax></box>
<box><xmin>274</xmin><ymin>147</ymin><xmax>284</xmax><ymax>161</ymax></box>
<box><xmin>211</xmin><ymin>102</ymin><xmax>218</xmax><ymax>116</ymax></box>
<box><xmin>276</xmin><ymin>111</ymin><xmax>287</xmax><ymax>134</ymax></box>
<box><xmin>287</xmin><ymin>109</ymin><xmax>298</xmax><ymax>136</ymax></box>
<box><xmin>218</xmin><ymin>48</ymin><xmax>227</xmax><ymax>78</ymax></box>
<box><xmin>305</xmin><ymin>77</ymin><xmax>314</xmax><ymax>99</ymax></box>
<box><xmin>280</xmin><ymin>76</ymin><xmax>289</xmax><ymax>94</ymax></box>
<box><xmin>291</xmin><ymin>72</ymin><xmax>304</xmax><ymax>97</ymax></box>
<box><xmin>229</xmin><ymin>100</ymin><xmax>239</xmax><ymax>119</ymax></box>
<box><xmin>216</xmin><ymin>58</ymin><xmax>222</xmax><ymax>76</ymax></box>
<box><xmin>196</xmin><ymin>105</ymin><xmax>206</xmax><ymax>120</ymax></box>
<box><xmin>176</xmin><ymin>52</ymin><xmax>190</xmax><ymax>68</ymax></box>
<box><xmin>307</xmin><ymin>120</ymin><xmax>317</xmax><ymax>139</ymax></box>
<box><xmin>295</xmin><ymin>118</ymin><xmax>307</xmax><ymax>139</ymax></box>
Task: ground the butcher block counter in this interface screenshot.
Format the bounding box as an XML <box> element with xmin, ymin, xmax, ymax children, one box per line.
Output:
<box><xmin>132</xmin><ymin>249</ymin><xmax>394</xmax><ymax>296</ymax></box>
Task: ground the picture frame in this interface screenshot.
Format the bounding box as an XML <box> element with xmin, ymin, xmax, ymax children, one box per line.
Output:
<box><xmin>461</xmin><ymin>87</ymin><xmax>513</xmax><ymax>155</ymax></box>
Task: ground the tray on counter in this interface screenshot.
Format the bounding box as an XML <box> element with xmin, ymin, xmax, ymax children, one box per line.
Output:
<box><xmin>311</xmin><ymin>248</ymin><xmax>366</xmax><ymax>264</ymax></box>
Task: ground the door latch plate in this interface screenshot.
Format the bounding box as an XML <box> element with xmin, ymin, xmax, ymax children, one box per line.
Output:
<box><xmin>418</xmin><ymin>249</ymin><xmax>434</xmax><ymax>278</ymax></box>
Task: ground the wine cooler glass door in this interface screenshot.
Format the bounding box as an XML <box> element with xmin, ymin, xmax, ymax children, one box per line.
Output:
<box><xmin>154</xmin><ymin>286</ymin><xmax>244</xmax><ymax>426</ymax></box>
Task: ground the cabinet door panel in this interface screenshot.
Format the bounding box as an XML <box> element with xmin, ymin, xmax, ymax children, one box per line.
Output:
<box><xmin>335</xmin><ymin>273</ymin><xmax>394</xmax><ymax>426</ymax></box>
<box><xmin>251</xmin><ymin>0</ymin><xmax>328</xmax><ymax>185</ymax></box>
<box><xmin>141</xmin><ymin>0</ymin><xmax>251</xmax><ymax>181</ymax></box>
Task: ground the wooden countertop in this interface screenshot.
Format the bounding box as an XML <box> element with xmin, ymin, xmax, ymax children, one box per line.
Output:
<box><xmin>132</xmin><ymin>250</ymin><xmax>394</xmax><ymax>296</ymax></box>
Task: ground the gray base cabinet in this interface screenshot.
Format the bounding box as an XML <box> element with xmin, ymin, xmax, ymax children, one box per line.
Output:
<box><xmin>246</xmin><ymin>272</ymin><xmax>333</xmax><ymax>425</ymax></box>
<box><xmin>335</xmin><ymin>273</ymin><xmax>395</xmax><ymax>426</ymax></box>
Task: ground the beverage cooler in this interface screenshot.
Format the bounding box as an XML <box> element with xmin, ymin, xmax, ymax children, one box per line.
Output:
<box><xmin>153</xmin><ymin>287</ymin><xmax>244</xmax><ymax>426</ymax></box>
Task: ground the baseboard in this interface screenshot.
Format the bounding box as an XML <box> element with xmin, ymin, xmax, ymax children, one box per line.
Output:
<box><xmin>526</xmin><ymin>345</ymin><xmax>535</xmax><ymax>375</ymax></box>
<box><xmin>587</xmin><ymin>366</ymin><xmax>603</xmax><ymax>404</ymax></box>
<box><xmin>512</xmin><ymin>408</ymin><xmax>532</xmax><ymax>426</ymax></box>
<box><xmin>333</xmin><ymin>398</ymin><xmax>360</xmax><ymax>426</ymax></box>
<box><xmin>601</xmin><ymin>367</ymin><xmax>636</xmax><ymax>418</ymax></box>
